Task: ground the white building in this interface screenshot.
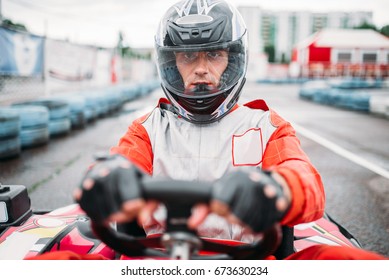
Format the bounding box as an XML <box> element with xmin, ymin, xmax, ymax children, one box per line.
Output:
<box><xmin>238</xmin><ymin>7</ymin><xmax>373</xmax><ymax>63</ymax></box>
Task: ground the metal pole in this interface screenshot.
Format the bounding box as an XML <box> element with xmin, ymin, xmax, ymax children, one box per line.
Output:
<box><xmin>0</xmin><ymin>0</ymin><xmax>3</xmax><ymax>25</ymax></box>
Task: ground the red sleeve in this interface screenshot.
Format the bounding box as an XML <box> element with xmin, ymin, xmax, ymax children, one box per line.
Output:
<box><xmin>110</xmin><ymin>115</ymin><xmax>153</xmax><ymax>175</ymax></box>
<box><xmin>286</xmin><ymin>244</ymin><xmax>388</xmax><ymax>260</ymax></box>
<box><xmin>262</xmin><ymin>110</ymin><xmax>325</xmax><ymax>226</ymax></box>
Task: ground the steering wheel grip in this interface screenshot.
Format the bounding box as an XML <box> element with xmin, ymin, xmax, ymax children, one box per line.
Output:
<box><xmin>90</xmin><ymin>178</ymin><xmax>282</xmax><ymax>259</ymax></box>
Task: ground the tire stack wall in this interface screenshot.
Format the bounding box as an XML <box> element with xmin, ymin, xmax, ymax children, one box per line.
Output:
<box><xmin>0</xmin><ymin>80</ymin><xmax>160</xmax><ymax>160</ymax></box>
<box><xmin>0</xmin><ymin>109</ymin><xmax>21</xmax><ymax>159</ymax></box>
<box><xmin>8</xmin><ymin>105</ymin><xmax>50</xmax><ymax>149</ymax></box>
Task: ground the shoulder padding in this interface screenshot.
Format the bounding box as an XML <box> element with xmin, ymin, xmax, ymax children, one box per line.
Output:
<box><xmin>243</xmin><ymin>99</ymin><xmax>269</xmax><ymax>111</ymax></box>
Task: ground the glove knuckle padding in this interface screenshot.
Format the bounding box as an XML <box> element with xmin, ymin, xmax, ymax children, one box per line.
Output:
<box><xmin>213</xmin><ymin>172</ymin><xmax>241</xmax><ymax>205</ymax></box>
<box><xmin>78</xmin><ymin>154</ymin><xmax>143</xmax><ymax>223</ymax></box>
<box><xmin>116</xmin><ymin>167</ymin><xmax>143</xmax><ymax>202</ymax></box>
<box><xmin>214</xmin><ymin>170</ymin><xmax>287</xmax><ymax>233</ymax></box>
<box><xmin>79</xmin><ymin>178</ymin><xmax>111</xmax><ymax>223</ymax></box>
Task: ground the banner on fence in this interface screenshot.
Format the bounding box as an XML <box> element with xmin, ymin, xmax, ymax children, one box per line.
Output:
<box><xmin>0</xmin><ymin>27</ymin><xmax>44</xmax><ymax>76</ymax></box>
<box><xmin>44</xmin><ymin>39</ymin><xmax>119</xmax><ymax>93</ymax></box>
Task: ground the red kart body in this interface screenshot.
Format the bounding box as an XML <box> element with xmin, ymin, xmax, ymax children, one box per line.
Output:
<box><xmin>0</xmin><ymin>201</ymin><xmax>361</xmax><ymax>260</ymax></box>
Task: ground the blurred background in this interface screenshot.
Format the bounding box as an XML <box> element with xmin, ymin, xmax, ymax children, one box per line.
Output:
<box><xmin>1</xmin><ymin>0</ymin><xmax>389</xmax><ymax>104</ymax></box>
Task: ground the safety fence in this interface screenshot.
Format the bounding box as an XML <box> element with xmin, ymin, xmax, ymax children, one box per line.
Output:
<box><xmin>0</xmin><ymin>26</ymin><xmax>156</xmax><ymax>106</ymax></box>
<box><xmin>300</xmin><ymin>63</ymin><xmax>389</xmax><ymax>79</ymax></box>
<box><xmin>0</xmin><ymin>75</ymin><xmax>45</xmax><ymax>105</ymax></box>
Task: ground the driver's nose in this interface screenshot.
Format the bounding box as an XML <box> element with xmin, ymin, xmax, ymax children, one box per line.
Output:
<box><xmin>194</xmin><ymin>54</ymin><xmax>209</xmax><ymax>76</ymax></box>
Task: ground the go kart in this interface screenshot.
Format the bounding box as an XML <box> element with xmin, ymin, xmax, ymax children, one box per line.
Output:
<box><xmin>0</xmin><ymin>179</ymin><xmax>361</xmax><ymax>260</ymax></box>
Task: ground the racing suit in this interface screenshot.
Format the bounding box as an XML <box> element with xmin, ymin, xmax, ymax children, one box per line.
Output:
<box><xmin>110</xmin><ymin>98</ymin><xmax>325</xmax><ymax>241</ymax></box>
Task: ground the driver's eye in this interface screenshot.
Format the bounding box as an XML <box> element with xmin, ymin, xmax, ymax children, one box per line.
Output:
<box><xmin>207</xmin><ymin>50</ymin><xmax>228</xmax><ymax>61</ymax></box>
<box><xmin>207</xmin><ymin>51</ymin><xmax>220</xmax><ymax>59</ymax></box>
<box><xmin>183</xmin><ymin>52</ymin><xmax>198</xmax><ymax>61</ymax></box>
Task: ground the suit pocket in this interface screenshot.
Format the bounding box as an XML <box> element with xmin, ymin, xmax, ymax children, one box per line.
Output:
<box><xmin>232</xmin><ymin>128</ymin><xmax>263</xmax><ymax>166</ymax></box>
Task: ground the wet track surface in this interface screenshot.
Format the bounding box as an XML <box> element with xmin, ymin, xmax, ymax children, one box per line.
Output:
<box><xmin>1</xmin><ymin>82</ymin><xmax>388</xmax><ymax>257</ymax></box>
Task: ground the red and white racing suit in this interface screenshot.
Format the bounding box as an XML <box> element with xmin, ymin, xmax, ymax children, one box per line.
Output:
<box><xmin>110</xmin><ymin>98</ymin><xmax>325</xmax><ymax>240</ymax></box>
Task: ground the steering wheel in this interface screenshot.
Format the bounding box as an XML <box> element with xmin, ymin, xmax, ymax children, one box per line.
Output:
<box><xmin>91</xmin><ymin>177</ymin><xmax>282</xmax><ymax>260</ymax></box>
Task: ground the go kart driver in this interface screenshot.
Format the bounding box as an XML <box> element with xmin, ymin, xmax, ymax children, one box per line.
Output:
<box><xmin>32</xmin><ymin>0</ymin><xmax>386</xmax><ymax>260</ymax></box>
<box><xmin>75</xmin><ymin>0</ymin><xmax>312</xmax><ymax>245</ymax></box>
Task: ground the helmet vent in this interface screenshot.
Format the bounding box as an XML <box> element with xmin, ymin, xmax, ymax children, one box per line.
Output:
<box><xmin>167</xmin><ymin>16</ymin><xmax>227</xmax><ymax>45</ymax></box>
<box><xmin>191</xmin><ymin>29</ymin><xmax>199</xmax><ymax>37</ymax></box>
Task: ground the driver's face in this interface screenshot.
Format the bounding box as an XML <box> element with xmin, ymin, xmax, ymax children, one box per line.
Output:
<box><xmin>175</xmin><ymin>50</ymin><xmax>228</xmax><ymax>92</ymax></box>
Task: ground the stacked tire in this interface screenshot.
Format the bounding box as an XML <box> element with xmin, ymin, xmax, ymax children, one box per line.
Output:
<box><xmin>73</xmin><ymin>91</ymin><xmax>98</xmax><ymax>123</ymax></box>
<box><xmin>79</xmin><ymin>91</ymin><xmax>109</xmax><ymax>118</ymax></box>
<box><xmin>299</xmin><ymin>80</ymin><xmax>330</xmax><ymax>101</ymax></box>
<box><xmin>8</xmin><ymin>105</ymin><xmax>50</xmax><ymax>149</ymax></box>
<box><xmin>0</xmin><ymin>108</ymin><xmax>21</xmax><ymax>159</ymax></box>
<box><xmin>14</xmin><ymin>99</ymin><xmax>71</xmax><ymax>137</ymax></box>
<box><xmin>51</xmin><ymin>95</ymin><xmax>87</xmax><ymax>129</ymax></box>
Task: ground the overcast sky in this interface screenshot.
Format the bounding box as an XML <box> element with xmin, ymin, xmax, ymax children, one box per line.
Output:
<box><xmin>2</xmin><ymin>0</ymin><xmax>389</xmax><ymax>48</ymax></box>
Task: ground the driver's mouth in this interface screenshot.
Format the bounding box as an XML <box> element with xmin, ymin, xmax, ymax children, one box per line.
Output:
<box><xmin>186</xmin><ymin>83</ymin><xmax>217</xmax><ymax>95</ymax></box>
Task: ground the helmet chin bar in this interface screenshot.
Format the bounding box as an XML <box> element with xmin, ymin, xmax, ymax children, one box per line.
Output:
<box><xmin>162</xmin><ymin>78</ymin><xmax>246</xmax><ymax>125</ymax></box>
<box><xmin>186</xmin><ymin>84</ymin><xmax>217</xmax><ymax>94</ymax></box>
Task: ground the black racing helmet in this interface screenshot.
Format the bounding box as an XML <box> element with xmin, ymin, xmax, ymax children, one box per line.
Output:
<box><xmin>155</xmin><ymin>0</ymin><xmax>248</xmax><ymax>124</ymax></box>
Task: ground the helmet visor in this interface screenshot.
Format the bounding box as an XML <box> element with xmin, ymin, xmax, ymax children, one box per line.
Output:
<box><xmin>156</xmin><ymin>39</ymin><xmax>247</xmax><ymax>99</ymax></box>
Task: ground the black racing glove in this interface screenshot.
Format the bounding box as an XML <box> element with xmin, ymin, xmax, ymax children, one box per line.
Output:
<box><xmin>76</xmin><ymin>154</ymin><xmax>144</xmax><ymax>224</ymax></box>
<box><xmin>212</xmin><ymin>169</ymin><xmax>290</xmax><ymax>233</ymax></box>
